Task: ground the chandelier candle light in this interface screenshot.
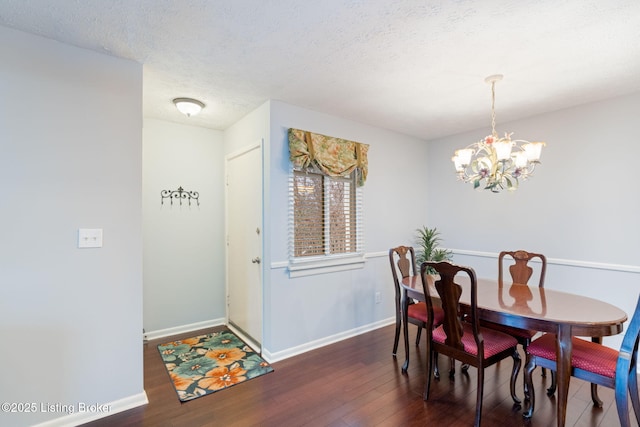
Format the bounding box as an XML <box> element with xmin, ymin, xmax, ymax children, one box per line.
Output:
<box><xmin>452</xmin><ymin>75</ymin><xmax>545</xmax><ymax>192</ymax></box>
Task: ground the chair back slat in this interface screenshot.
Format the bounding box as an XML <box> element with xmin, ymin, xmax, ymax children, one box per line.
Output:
<box><xmin>389</xmin><ymin>246</ymin><xmax>417</xmax><ymax>309</ymax></box>
<box><xmin>499</xmin><ymin>250</ymin><xmax>547</xmax><ymax>287</ymax></box>
<box><xmin>421</xmin><ymin>261</ymin><xmax>479</xmax><ymax>352</ymax></box>
<box><xmin>509</xmin><ymin>259</ymin><xmax>533</xmax><ymax>285</ymax></box>
<box><xmin>389</xmin><ymin>246</ymin><xmax>415</xmax><ymax>281</ymax></box>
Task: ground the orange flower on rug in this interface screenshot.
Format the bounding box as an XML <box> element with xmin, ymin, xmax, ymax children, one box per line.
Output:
<box><xmin>158</xmin><ymin>329</ymin><xmax>273</xmax><ymax>402</ymax></box>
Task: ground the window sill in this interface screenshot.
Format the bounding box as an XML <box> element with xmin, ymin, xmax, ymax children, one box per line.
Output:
<box><xmin>288</xmin><ymin>253</ymin><xmax>366</xmax><ymax>278</ymax></box>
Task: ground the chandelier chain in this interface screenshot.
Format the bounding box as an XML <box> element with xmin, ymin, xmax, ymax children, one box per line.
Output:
<box><xmin>490</xmin><ymin>81</ymin><xmax>497</xmax><ymax>138</ymax></box>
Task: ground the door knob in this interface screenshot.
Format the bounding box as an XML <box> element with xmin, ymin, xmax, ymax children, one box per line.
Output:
<box><xmin>251</xmin><ymin>257</ymin><xmax>261</xmax><ymax>264</ymax></box>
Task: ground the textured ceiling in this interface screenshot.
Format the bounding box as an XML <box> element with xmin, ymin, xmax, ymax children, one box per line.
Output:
<box><xmin>1</xmin><ymin>0</ymin><xmax>639</xmax><ymax>140</ymax></box>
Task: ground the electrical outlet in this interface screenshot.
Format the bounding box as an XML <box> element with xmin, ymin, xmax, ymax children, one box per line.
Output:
<box><xmin>375</xmin><ymin>292</ymin><xmax>381</xmax><ymax>304</ymax></box>
<box><xmin>78</xmin><ymin>228</ymin><xmax>103</xmax><ymax>248</ymax></box>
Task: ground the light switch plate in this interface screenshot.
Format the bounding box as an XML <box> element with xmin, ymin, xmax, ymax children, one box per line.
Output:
<box><xmin>78</xmin><ymin>228</ymin><xmax>103</xmax><ymax>248</ymax></box>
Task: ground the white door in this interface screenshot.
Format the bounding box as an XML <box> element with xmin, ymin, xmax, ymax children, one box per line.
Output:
<box><xmin>226</xmin><ymin>142</ymin><xmax>263</xmax><ymax>349</ymax></box>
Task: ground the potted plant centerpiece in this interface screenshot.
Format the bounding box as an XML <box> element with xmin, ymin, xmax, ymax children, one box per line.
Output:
<box><xmin>415</xmin><ymin>226</ymin><xmax>452</xmax><ymax>275</ymax></box>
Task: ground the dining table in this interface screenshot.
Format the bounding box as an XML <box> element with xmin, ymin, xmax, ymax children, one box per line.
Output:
<box><xmin>401</xmin><ymin>273</ymin><xmax>628</xmax><ymax>427</ymax></box>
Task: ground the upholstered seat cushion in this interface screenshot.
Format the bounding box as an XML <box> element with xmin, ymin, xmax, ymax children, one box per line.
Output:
<box><xmin>527</xmin><ymin>333</ymin><xmax>619</xmax><ymax>378</ymax></box>
<box><xmin>407</xmin><ymin>302</ymin><xmax>444</xmax><ymax>326</ymax></box>
<box><xmin>432</xmin><ymin>322</ymin><xmax>518</xmax><ymax>357</ymax></box>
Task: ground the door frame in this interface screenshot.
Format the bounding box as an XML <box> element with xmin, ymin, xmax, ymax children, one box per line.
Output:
<box><xmin>224</xmin><ymin>140</ymin><xmax>264</xmax><ymax>352</ymax></box>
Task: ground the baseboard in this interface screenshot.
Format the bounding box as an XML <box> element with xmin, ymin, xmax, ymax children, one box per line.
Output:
<box><xmin>145</xmin><ymin>317</ymin><xmax>395</xmax><ymax>365</ymax></box>
<box><xmin>31</xmin><ymin>391</ymin><xmax>148</xmax><ymax>427</ymax></box>
<box><xmin>262</xmin><ymin>317</ymin><xmax>395</xmax><ymax>363</ymax></box>
<box><xmin>144</xmin><ymin>317</ymin><xmax>226</xmax><ymax>341</ymax></box>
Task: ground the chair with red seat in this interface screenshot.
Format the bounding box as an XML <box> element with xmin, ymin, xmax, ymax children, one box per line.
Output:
<box><xmin>479</xmin><ymin>250</ymin><xmax>551</xmax><ymax>397</ymax></box>
<box><xmin>523</xmin><ymin>294</ymin><xmax>640</xmax><ymax>426</ymax></box>
<box><xmin>489</xmin><ymin>250</ymin><xmax>547</xmax><ymax>351</ymax></box>
<box><xmin>389</xmin><ymin>246</ymin><xmax>444</xmax><ymax>375</ymax></box>
<box><xmin>421</xmin><ymin>261</ymin><xmax>522</xmax><ymax>427</ymax></box>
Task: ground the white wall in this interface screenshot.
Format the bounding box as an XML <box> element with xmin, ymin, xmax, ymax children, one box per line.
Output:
<box><xmin>426</xmin><ymin>92</ymin><xmax>640</xmax><ymax>348</ymax></box>
<box><xmin>264</xmin><ymin>101</ymin><xmax>430</xmax><ymax>358</ymax></box>
<box><xmin>143</xmin><ymin>119</ymin><xmax>226</xmax><ymax>336</ymax></box>
<box><xmin>0</xmin><ymin>26</ymin><xmax>145</xmax><ymax>427</ymax></box>
<box><xmin>224</xmin><ymin>101</ymin><xmax>270</xmax><ymax>156</ymax></box>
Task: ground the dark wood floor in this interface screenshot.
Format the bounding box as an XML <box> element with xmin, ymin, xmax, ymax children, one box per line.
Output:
<box><xmin>82</xmin><ymin>324</ymin><xmax>636</xmax><ymax>427</ymax></box>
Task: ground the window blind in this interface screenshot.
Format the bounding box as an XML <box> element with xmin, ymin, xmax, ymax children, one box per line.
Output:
<box><xmin>289</xmin><ymin>169</ymin><xmax>363</xmax><ymax>259</ymax></box>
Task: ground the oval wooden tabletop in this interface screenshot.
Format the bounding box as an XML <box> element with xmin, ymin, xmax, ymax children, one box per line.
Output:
<box><xmin>402</xmin><ymin>275</ymin><xmax>628</xmax><ymax>337</ymax></box>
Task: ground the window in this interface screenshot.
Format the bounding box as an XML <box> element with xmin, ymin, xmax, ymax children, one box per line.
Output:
<box><xmin>288</xmin><ymin>169</ymin><xmax>364</xmax><ymax>276</ymax></box>
<box><xmin>287</xmin><ymin>127</ymin><xmax>368</xmax><ymax>277</ymax></box>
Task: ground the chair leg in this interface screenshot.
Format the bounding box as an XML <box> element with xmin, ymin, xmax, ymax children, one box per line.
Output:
<box><xmin>615</xmin><ymin>358</ymin><xmax>632</xmax><ymax>427</ymax></box>
<box><xmin>392</xmin><ymin>315</ymin><xmax>401</xmax><ymax>356</ymax></box>
<box><xmin>475</xmin><ymin>363</ymin><xmax>484</xmax><ymax>427</ymax></box>
<box><xmin>522</xmin><ymin>356</ymin><xmax>537</xmax><ymax>419</ymax></box>
<box><xmin>416</xmin><ymin>327</ymin><xmax>422</xmax><ymax>346</ymax></box>
<box><xmin>439</xmin><ymin>359</ymin><xmax>458</xmax><ymax>377</ymax></box>
<box><xmin>401</xmin><ymin>314</ymin><xmax>410</xmax><ymax>373</ymax></box>
<box><xmin>547</xmin><ymin>370</ymin><xmax>557</xmax><ymax>396</ymax></box>
<box><xmin>629</xmin><ymin>361</ymin><xmax>640</xmax><ymax>425</ymax></box>
<box><xmin>590</xmin><ymin>383</ymin><xmax>603</xmax><ymax>407</ymax></box>
<box><xmin>510</xmin><ymin>349</ymin><xmax>522</xmax><ymax>404</ymax></box>
<box><xmin>434</xmin><ymin>352</ymin><xmax>440</xmax><ymax>379</ymax></box>
<box><xmin>424</xmin><ymin>350</ymin><xmax>434</xmax><ymax>400</ymax></box>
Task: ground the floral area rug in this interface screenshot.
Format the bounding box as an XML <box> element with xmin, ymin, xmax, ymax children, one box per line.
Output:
<box><xmin>157</xmin><ymin>329</ymin><xmax>273</xmax><ymax>402</ymax></box>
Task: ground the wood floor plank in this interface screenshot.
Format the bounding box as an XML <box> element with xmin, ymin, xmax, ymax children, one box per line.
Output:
<box><xmin>80</xmin><ymin>324</ymin><xmax>637</xmax><ymax>427</ymax></box>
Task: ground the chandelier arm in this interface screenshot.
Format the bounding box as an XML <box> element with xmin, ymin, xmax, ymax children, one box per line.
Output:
<box><xmin>525</xmin><ymin>162</ymin><xmax>537</xmax><ymax>174</ymax></box>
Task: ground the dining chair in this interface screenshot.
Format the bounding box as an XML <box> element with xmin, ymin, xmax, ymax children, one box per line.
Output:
<box><xmin>522</xmin><ymin>294</ymin><xmax>640</xmax><ymax>426</ymax></box>
<box><xmin>479</xmin><ymin>250</ymin><xmax>551</xmax><ymax>398</ymax></box>
<box><xmin>390</xmin><ymin>246</ymin><xmax>424</xmax><ymax>354</ymax></box>
<box><xmin>421</xmin><ymin>261</ymin><xmax>522</xmax><ymax>427</ymax></box>
<box><xmin>389</xmin><ymin>246</ymin><xmax>444</xmax><ymax>347</ymax></box>
<box><xmin>389</xmin><ymin>246</ymin><xmax>445</xmax><ymax>375</ymax></box>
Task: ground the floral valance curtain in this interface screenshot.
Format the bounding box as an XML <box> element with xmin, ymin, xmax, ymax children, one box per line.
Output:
<box><xmin>288</xmin><ymin>128</ymin><xmax>369</xmax><ymax>186</ymax></box>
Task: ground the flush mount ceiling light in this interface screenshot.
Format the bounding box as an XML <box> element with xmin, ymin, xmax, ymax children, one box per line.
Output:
<box><xmin>451</xmin><ymin>75</ymin><xmax>546</xmax><ymax>193</ymax></box>
<box><xmin>172</xmin><ymin>97</ymin><xmax>205</xmax><ymax>117</ymax></box>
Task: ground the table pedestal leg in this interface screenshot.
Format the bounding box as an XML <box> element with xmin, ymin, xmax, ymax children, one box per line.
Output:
<box><xmin>556</xmin><ymin>324</ymin><xmax>572</xmax><ymax>427</ymax></box>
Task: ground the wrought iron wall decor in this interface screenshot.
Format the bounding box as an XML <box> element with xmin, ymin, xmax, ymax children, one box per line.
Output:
<box><xmin>161</xmin><ymin>187</ymin><xmax>200</xmax><ymax>206</ymax></box>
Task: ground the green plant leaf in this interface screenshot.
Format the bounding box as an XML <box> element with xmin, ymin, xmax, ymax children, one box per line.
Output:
<box><xmin>415</xmin><ymin>226</ymin><xmax>452</xmax><ymax>274</ymax></box>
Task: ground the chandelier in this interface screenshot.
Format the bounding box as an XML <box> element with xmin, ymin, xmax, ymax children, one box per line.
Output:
<box><xmin>452</xmin><ymin>75</ymin><xmax>545</xmax><ymax>192</ymax></box>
